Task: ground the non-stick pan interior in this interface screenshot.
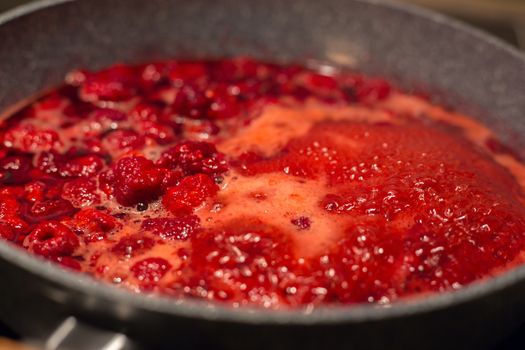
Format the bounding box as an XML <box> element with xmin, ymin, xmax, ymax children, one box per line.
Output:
<box><xmin>1</xmin><ymin>1</ymin><xmax>525</xmax><ymax>348</ymax></box>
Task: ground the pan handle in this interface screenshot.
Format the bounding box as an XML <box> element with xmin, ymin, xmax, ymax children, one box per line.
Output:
<box><xmin>29</xmin><ymin>317</ymin><xmax>137</xmax><ymax>350</ymax></box>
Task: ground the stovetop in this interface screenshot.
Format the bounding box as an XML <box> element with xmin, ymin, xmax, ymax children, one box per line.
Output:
<box><xmin>1</xmin><ymin>0</ymin><xmax>525</xmax><ymax>349</ymax></box>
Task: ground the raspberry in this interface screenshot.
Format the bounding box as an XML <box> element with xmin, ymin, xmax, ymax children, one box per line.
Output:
<box><xmin>0</xmin><ymin>194</ymin><xmax>20</xmax><ymax>218</ymax></box>
<box><xmin>168</xmin><ymin>62</ymin><xmax>207</xmax><ymax>83</ymax></box>
<box><xmin>24</xmin><ymin>181</ymin><xmax>47</xmax><ymax>202</ymax></box>
<box><xmin>176</xmin><ymin>219</ymin><xmax>297</xmax><ymax>306</ymax></box>
<box><xmin>20</xmin><ymin>198</ymin><xmax>78</xmax><ymax>224</ymax></box>
<box><xmin>68</xmin><ymin>209</ymin><xmax>118</xmax><ymax>242</ymax></box>
<box><xmin>61</xmin><ymin>153</ymin><xmax>105</xmax><ymax>178</ymax></box>
<box><xmin>91</xmin><ymin>108</ymin><xmax>128</xmax><ymax>122</ymax></box>
<box><xmin>183</xmin><ymin>120</ymin><xmax>221</xmax><ymax>138</ymax></box>
<box><xmin>138</xmin><ymin>121</ymin><xmax>176</xmax><ymax>144</ymax></box>
<box><xmin>316</xmin><ymin>224</ymin><xmax>404</xmax><ymax>304</ymax></box>
<box><xmin>25</xmin><ymin>221</ymin><xmax>80</xmax><ymax>257</ymax></box>
<box><xmin>342</xmin><ymin>76</ymin><xmax>391</xmax><ymax>103</ymax></box>
<box><xmin>0</xmin><ymin>217</ymin><xmax>30</xmax><ymax>244</ymax></box>
<box><xmin>102</xmin><ymin>129</ymin><xmax>145</xmax><ymax>153</ymax></box>
<box><xmin>157</xmin><ymin>141</ymin><xmax>228</xmax><ymax>176</ymax></box>
<box><xmin>53</xmin><ymin>256</ymin><xmax>82</xmax><ymax>271</ymax></box>
<box><xmin>79</xmin><ymin>64</ymin><xmax>138</xmax><ymax>102</ymax></box>
<box><xmin>305</xmin><ymin>72</ymin><xmax>338</xmax><ymax>90</ymax></box>
<box><xmin>0</xmin><ymin>154</ymin><xmax>33</xmax><ymax>184</ymax></box>
<box><xmin>36</xmin><ymin>151</ymin><xmax>104</xmax><ymax>178</ymax></box>
<box><xmin>140</xmin><ymin>63</ymin><xmax>169</xmax><ymax>88</ymax></box>
<box><xmin>162</xmin><ymin>174</ymin><xmax>218</xmax><ymax>215</ymax></box>
<box><xmin>110</xmin><ymin>156</ymin><xmax>164</xmax><ymax>206</ymax></box>
<box><xmin>4</xmin><ymin>124</ymin><xmax>61</xmax><ymax>152</ymax></box>
<box><xmin>38</xmin><ymin>93</ymin><xmax>65</xmax><ymax>110</ymax></box>
<box><xmin>130</xmin><ymin>102</ymin><xmax>162</xmax><ymax>122</ymax></box>
<box><xmin>141</xmin><ymin>215</ymin><xmax>200</xmax><ymax>240</ymax></box>
<box><xmin>0</xmin><ymin>223</ymin><xmax>15</xmax><ymax>241</ymax></box>
<box><xmin>205</xmin><ymin>84</ymin><xmax>242</xmax><ymax>120</ymax></box>
<box><xmin>63</xmin><ymin>101</ymin><xmax>94</xmax><ymax>119</ymax></box>
<box><xmin>111</xmin><ymin>234</ymin><xmax>154</xmax><ymax>257</ymax></box>
<box><xmin>171</xmin><ymin>84</ymin><xmax>210</xmax><ymax>119</ymax></box>
<box><xmin>62</xmin><ymin>178</ymin><xmax>100</xmax><ymax>207</ymax></box>
<box><xmin>131</xmin><ymin>257</ymin><xmax>172</xmax><ymax>290</ymax></box>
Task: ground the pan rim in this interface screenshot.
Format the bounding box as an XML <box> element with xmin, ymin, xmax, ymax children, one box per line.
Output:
<box><xmin>0</xmin><ymin>0</ymin><xmax>525</xmax><ymax>325</ymax></box>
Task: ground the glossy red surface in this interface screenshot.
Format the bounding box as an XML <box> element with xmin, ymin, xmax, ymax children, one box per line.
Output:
<box><xmin>1</xmin><ymin>57</ymin><xmax>524</xmax><ymax>308</ymax></box>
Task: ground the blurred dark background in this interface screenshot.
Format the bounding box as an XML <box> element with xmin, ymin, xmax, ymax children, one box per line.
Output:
<box><xmin>1</xmin><ymin>0</ymin><xmax>525</xmax><ymax>349</ymax></box>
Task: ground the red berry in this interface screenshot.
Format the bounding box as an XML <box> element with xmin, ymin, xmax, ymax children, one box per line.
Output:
<box><xmin>0</xmin><ymin>154</ymin><xmax>33</xmax><ymax>184</ymax></box>
<box><xmin>138</xmin><ymin>121</ymin><xmax>176</xmax><ymax>144</ymax></box>
<box><xmin>111</xmin><ymin>234</ymin><xmax>154</xmax><ymax>257</ymax></box>
<box><xmin>130</xmin><ymin>102</ymin><xmax>162</xmax><ymax>122</ymax></box>
<box><xmin>102</xmin><ymin>129</ymin><xmax>145</xmax><ymax>153</ymax></box>
<box><xmin>158</xmin><ymin>141</ymin><xmax>228</xmax><ymax>176</ymax></box>
<box><xmin>69</xmin><ymin>209</ymin><xmax>117</xmax><ymax>243</ymax></box>
<box><xmin>79</xmin><ymin>64</ymin><xmax>138</xmax><ymax>102</ymax></box>
<box><xmin>141</xmin><ymin>215</ymin><xmax>200</xmax><ymax>240</ymax></box>
<box><xmin>172</xmin><ymin>84</ymin><xmax>210</xmax><ymax>119</ymax></box>
<box><xmin>61</xmin><ymin>154</ymin><xmax>105</xmax><ymax>178</ymax></box>
<box><xmin>53</xmin><ymin>256</ymin><xmax>82</xmax><ymax>271</ymax></box>
<box><xmin>20</xmin><ymin>198</ymin><xmax>77</xmax><ymax>224</ymax></box>
<box><xmin>0</xmin><ymin>195</ymin><xmax>20</xmax><ymax>219</ymax></box>
<box><xmin>24</xmin><ymin>181</ymin><xmax>47</xmax><ymax>202</ymax></box>
<box><xmin>38</xmin><ymin>93</ymin><xmax>65</xmax><ymax>110</ymax></box>
<box><xmin>131</xmin><ymin>257</ymin><xmax>172</xmax><ymax>290</ymax></box>
<box><xmin>305</xmin><ymin>72</ymin><xmax>338</xmax><ymax>90</ymax></box>
<box><xmin>36</xmin><ymin>151</ymin><xmax>104</xmax><ymax>178</ymax></box>
<box><xmin>0</xmin><ymin>223</ymin><xmax>15</xmax><ymax>241</ymax></box>
<box><xmin>176</xmin><ymin>219</ymin><xmax>296</xmax><ymax>306</ymax></box>
<box><xmin>168</xmin><ymin>62</ymin><xmax>207</xmax><ymax>83</ymax></box>
<box><xmin>62</xmin><ymin>178</ymin><xmax>100</xmax><ymax>207</ymax></box>
<box><xmin>91</xmin><ymin>107</ymin><xmax>128</xmax><ymax>123</ymax></box>
<box><xmin>343</xmin><ymin>76</ymin><xmax>391</xmax><ymax>102</ymax></box>
<box><xmin>110</xmin><ymin>156</ymin><xmax>164</xmax><ymax>206</ymax></box>
<box><xmin>162</xmin><ymin>174</ymin><xmax>218</xmax><ymax>215</ymax></box>
<box><xmin>25</xmin><ymin>221</ymin><xmax>79</xmax><ymax>257</ymax></box>
<box><xmin>4</xmin><ymin>124</ymin><xmax>61</xmax><ymax>152</ymax></box>
<box><xmin>140</xmin><ymin>63</ymin><xmax>169</xmax><ymax>88</ymax></box>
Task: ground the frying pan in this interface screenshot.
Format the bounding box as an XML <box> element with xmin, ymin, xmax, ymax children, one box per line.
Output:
<box><xmin>1</xmin><ymin>0</ymin><xmax>525</xmax><ymax>349</ymax></box>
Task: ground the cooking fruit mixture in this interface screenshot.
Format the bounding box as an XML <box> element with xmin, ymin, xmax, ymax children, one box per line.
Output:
<box><xmin>1</xmin><ymin>57</ymin><xmax>525</xmax><ymax>309</ymax></box>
